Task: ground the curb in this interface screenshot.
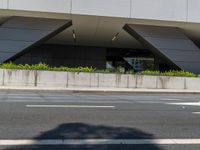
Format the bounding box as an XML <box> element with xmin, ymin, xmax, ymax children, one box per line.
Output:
<box><xmin>0</xmin><ymin>87</ymin><xmax>200</xmax><ymax>94</ymax></box>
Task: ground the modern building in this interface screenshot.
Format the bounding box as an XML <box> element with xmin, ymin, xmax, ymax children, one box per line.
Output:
<box><xmin>0</xmin><ymin>0</ymin><xmax>200</xmax><ymax>73</ymax></box>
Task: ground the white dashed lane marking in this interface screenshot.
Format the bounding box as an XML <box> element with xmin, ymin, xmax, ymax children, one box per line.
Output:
<box><xmin>0</xmin><ymin>139</ymin><xmax>200</xmax><ymax>145</ymax></box>
<box><xmin>160</xmin><ymin>99</ymin><xmax>181</xmax><ymax>101</ymax></box>
<box><xmin>26</xmin><ymin>105</ymin><xmax>115</xmax><ymax>108</ymax></box>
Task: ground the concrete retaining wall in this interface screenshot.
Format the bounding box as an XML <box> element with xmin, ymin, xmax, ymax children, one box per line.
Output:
<box><xmin>2</xmin><ymin>69</ymin><xmax>36</xmax><ymax>87</ymax></box>
<box><xmin>37</xmin><ymin>70</ymin><xmax>68</xmax><ymax>88</ymax></box>
<box><xmin>0</xmin><ymin>69</ymin><xmax>199</xmax><ymax>90</ymax></box>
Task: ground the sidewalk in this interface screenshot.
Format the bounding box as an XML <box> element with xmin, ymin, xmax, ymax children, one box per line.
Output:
<box><xmin>0</xmin><ymin>86</ymin><xmax>200</xmax><ymax>94</ymax></box>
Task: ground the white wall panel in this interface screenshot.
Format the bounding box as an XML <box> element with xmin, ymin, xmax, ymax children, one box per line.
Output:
<box><xmin>9</xmin><ymin>0</ymin><xmax>71</xmax><ymax>13</ymax></box>
<box><xmin>72</xmin><ymin>0</ymin><xmax>131</xmax><ymax>18</ymax></box>
<box><xmin>2</xmin><ymin>0</ymin><xmax>200</xmax><ymax>24</ymax></box>
<box><xmin>132</xmin><ymin>0</ymin><xmax>187</xmax><ymax>21</ymax></box>
<box><xmin>188</xmin><ymin>0</ymin><xmax>200</xmax><ymax>23</ymax></box>
<box><xmin>0</xmin><ymin>0</ymin><xmax>8</xmax><ymax>9</ymax></box>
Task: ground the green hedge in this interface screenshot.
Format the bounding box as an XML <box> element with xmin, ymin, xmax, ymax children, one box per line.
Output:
<box><xmin>140</xmin><ymin>70</ymin><xmax>197</xmax><ymax>77</ymax></box>
<box><xmin>0</xmin><ymin>62</ymin><xmax>93</xmax><ymax>72</ymax></box>
<box><xmin>0</xmin><ymin>62</ymin><xmax>198</xmax><ymax>77</ymax></box>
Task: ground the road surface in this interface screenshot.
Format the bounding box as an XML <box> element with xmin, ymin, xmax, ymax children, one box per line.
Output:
<box><xmin>0</xmin><ymin>90</ymin><xmax>199</xmax><ymax>150</ymax></box>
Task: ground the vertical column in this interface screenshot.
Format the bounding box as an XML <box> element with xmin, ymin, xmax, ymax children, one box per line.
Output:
<box><xmin>0</xmin><ymin>0</ymin><xmax>8</xmax><ymax>9</ymax></box>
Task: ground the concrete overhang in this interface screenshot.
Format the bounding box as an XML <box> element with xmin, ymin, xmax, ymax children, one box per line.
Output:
<box><xmin>0</xmin><ymin>9</ymin><xmax>200</xmax><ymax>50</ymax></box>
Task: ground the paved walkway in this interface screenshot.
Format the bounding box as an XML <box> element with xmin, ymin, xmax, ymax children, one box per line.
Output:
<box><xmin>0</xmin><ymin>86</ymin><xmax>200</xmax><ymax>94</ymax></box>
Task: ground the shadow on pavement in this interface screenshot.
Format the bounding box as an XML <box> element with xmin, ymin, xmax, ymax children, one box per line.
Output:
<box><xmin>3</xmin><ymin>123</ymin><xmax>162</xmax><ymax>150</ymax></box>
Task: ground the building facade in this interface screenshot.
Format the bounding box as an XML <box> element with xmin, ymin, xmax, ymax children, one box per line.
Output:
<box><xmin>0</xmin><ymin>0</ymin><xmax>200</xmax><ymax>73</ymax></box>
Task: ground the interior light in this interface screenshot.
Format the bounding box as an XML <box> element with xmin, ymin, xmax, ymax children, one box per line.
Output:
<box><xmin>72</xmin><ymin>29</ymin><xmax>76</xmax><ymax>39</ymax></box>
<box><xmin>112</xmin><ymin>32</ymin><xmax>119</xmax><ymax>42</ymax></box>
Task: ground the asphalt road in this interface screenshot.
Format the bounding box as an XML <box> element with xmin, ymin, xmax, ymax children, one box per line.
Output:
<box><xmin>0</xmin><ymin>90</ymin><xmax>199</xmax><ymax>150</ymax></box>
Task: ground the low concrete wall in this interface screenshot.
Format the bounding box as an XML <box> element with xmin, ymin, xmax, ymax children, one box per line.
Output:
<box><xmin>0</xmin><ymin>69</ymin><xmax>200</xmax><ymax>90</ymax></box>
<box><xmin>2</xmin><ymin>69</ymin><xmax>36</xmax><ymax>86</ymax></box>
<box><xmin>157</xmin><ymin>76</ymin><xmax>185</xmax><ymax>89</ymax></box>
<box><xmin>136</xmin><ymin>75</ymin><xmax>157</xmax><ymax>89</ymax></box>
<box><xmin>0</xmin><ymin>69</ymin><xmax>3</xmax><ymax>86</ymax></box>
<box><xmin>67</xmin><ymin>72</ymin><xmax>91</xmax><ymax>87</ymax></box>
<box><xmin>37</xmin><ymin>70</ymin><xmax>68</xmax><ymax>87</ymax></box>
<box><xmin>185</xmin><ymin>78</ymin><xmax>200</xmax><ymax>90</ymax></box>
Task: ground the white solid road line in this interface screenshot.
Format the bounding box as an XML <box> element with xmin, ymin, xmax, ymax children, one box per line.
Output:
<box><xmin>0</xmin><ymin>139</ymin><xmax>200</xmax><ymax>145</ymax></box>
<box><xmin>192</xmin><ymin>112</ymin><xmax>200</xmax><ymax>114</ymax></box>
<box><xmin>26</xmin><ymin>105</ymin><xmax>115</xmax><ymax>108</ymax></box>
<box><xmin>167</xmin><ymin>102</ymin><xmax>200</xmax><ymax>106</ymax></box>
<box><xmin>160</xmin><ymin>99</ymin><xmax>181</xmax><ymax>101</ymax></box>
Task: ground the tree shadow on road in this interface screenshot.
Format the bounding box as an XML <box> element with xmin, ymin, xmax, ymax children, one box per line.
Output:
<box><xmin>3</xmin><ymin>123</ymin><xmax>162</xmax><ymax>150</ymax></box>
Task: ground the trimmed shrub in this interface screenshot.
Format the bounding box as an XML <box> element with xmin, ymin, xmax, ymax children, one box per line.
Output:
<box><xmin>0</xmin><ymin>62</ymin><xmax>93</xmax><ymax>72</ymax></box>
<box><xmin>140</xmin><ymin>70</ymin><xmax>196</xmax><ymax>77</ymax></box>
<box><xmin>0</xmin><ymin>62</ymin><xmax>198</xmax><ymax>77</ymax></box>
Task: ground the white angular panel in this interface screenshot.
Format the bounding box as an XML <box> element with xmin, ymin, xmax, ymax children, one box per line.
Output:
<box><xmin>72</xmin><ymin>0</ymin><xmax>131</xmax><ymax>18</ymax></box>
<box><xmin>188</xmin><ymin>0</ymin><xmax>200</xmax><ymax>23</ymax></box>
<box><xmin>9</xmin><ymin>0</ymin><xmax>71</xmax><ymax>13</ymax></box>
<box><xmin>0</xmin><ymin>0</ymin><xmax>8</xmax><ymax>9</ymax></box>
<box><xmin>132</xmin><ymin>0</ymin><xmax>187</xmax><ymax>21</ymax></box>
